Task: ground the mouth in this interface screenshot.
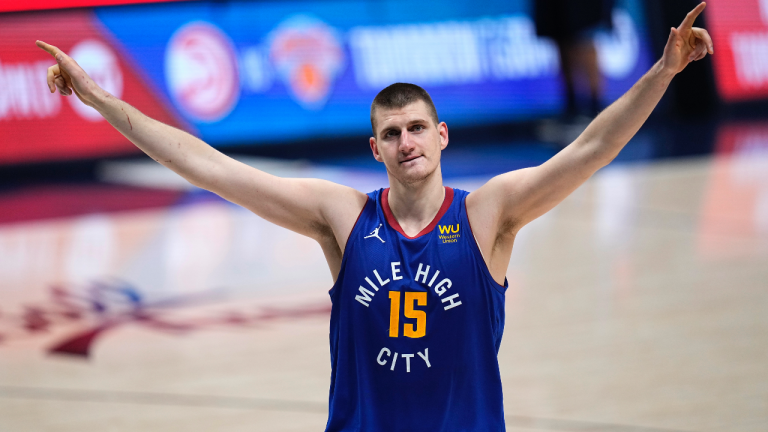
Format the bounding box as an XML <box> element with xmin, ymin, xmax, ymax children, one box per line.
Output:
<box><xmin>400</xmin><ymin>155</ymin><xmax>422</xmax><ymax>164</ymax></box>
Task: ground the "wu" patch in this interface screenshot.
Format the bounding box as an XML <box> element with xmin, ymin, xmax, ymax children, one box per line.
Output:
<box><xmin>437</xmin><ymin>224</ymin><xmax>460</xmax><ymax>243</ymax></box>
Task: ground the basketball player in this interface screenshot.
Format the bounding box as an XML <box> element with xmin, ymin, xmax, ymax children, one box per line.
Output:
<box><xmin>36</xmin><ymin>3</ymin><xmax>712</xmax><ymax>430</ymax></box>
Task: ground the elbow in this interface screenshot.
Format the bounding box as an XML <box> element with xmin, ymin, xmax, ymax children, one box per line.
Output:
<box><xmin>187</xmin><ymin>174</ymin><xmax>219</xmax><ymax>192</ymax></box>
<box><xmin>581</xmin><ymin>138</ymin><xmax>621</xmax><ymax>169</ymax></box>
<box><xmin>177</xmin><ymin>167</ymin><xmax>212</xmax><ymax>191</ymax></box>
<box><xmin>597</xmin><ymin>150</ymin><xmax>619</xmax><ymax>168</ymax></box>
<box><xmin>187</xmin><ymin>176</ymin><xmax>205</xmax><ymax>189</ymax></box>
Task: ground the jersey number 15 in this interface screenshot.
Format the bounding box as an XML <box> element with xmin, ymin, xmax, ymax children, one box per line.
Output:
<box><xmin>388</xmin><ymin>291</ymin><xmax>426</xmax><ymax>338</ymax></box>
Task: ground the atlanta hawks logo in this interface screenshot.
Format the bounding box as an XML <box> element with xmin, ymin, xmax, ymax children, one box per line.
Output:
<box><xmin>364</xmin><ymin>224</ymin><xmax>385</xmax><ymax>243</ymax></box>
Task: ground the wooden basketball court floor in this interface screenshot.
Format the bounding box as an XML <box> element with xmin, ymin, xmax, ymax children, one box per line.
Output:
<box><xmin>0</xmin><ymin>126</ymin><xmax>766</xmax><ymax>431</ymax></box>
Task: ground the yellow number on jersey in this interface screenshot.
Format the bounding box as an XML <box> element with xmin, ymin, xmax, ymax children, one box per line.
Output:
<box><xmin>388</xmin><ymin>291</ymin><xmax>426</xmax><ymax>338</ymax></box>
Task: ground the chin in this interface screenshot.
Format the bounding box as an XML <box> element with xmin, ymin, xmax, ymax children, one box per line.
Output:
<box><xmin>393</xmin><ymin>165</ymin><xmax>436</xmax><ymax>185</ymax></box>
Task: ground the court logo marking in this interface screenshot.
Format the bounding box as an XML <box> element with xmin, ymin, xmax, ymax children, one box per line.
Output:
<box><xmin>0</xmin><ymin>281</ymin><xmax>330</xmax><ymax>359</ymax></box>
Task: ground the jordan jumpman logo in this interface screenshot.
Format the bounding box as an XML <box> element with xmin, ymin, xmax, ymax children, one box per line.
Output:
<box><xmin>364</xmin><ymin>223</ymin><xmax>385</xmax><ymax>243</ymax></box>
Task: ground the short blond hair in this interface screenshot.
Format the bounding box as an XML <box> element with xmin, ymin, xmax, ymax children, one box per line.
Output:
<box><xmin>370</xmin><ymin>83</ymin><xmax>438</xmax><ymax>137</ymax></box>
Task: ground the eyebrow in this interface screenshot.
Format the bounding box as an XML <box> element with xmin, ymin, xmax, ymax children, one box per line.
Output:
<box><xmin>378</xmin><ymin>118</ymin><xmax>429</xmax><ymax>135</ymax></box>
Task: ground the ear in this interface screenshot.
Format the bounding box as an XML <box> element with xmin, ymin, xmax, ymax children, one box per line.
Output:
<box><xmin>438</xmin><ymin>122</ymin><xmax>449</xmax><ymax>150</ymax></box>
<box><xmin>370</xmin><ymin>136</ymin><xmax>383</xmax><ymax>162</ymax></box>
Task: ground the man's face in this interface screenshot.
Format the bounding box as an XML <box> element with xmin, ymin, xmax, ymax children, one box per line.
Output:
<box><xmin>369</xmin><ymin>100</ymin><xmax>448</xmax><ymax>186</ymax></box>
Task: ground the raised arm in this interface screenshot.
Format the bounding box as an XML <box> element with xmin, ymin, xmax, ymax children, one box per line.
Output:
<box><xmin>467</xmin><ymin>2</ymin><xmax>713</xmax><ymax>282</ymax></box>
<box><xmin>35</xmin><ymin>40</ymin><xmax>367</xmax><ymax>276</ymax></box>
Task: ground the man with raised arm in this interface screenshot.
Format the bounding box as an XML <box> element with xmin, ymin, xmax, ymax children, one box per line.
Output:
<box><xmin>36</xmin><ymin>3</ymin><xmax>712</xmax><ymax>431</ymax></box>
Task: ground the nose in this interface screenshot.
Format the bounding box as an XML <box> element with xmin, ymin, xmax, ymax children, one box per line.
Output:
<box><xmin>398</xmin><ymin>130</ymin><xmax>415</xmax><ymax>153</ymax></box>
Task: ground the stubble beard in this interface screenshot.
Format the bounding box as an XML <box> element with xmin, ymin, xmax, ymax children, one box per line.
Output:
<box><xmin>388</xmin><ymin>157</ymin><xmax>439</xmax><ymax>188</ymax></box>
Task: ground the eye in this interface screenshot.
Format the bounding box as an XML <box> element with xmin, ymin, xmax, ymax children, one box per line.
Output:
<box><xmin>411</xmin><ymin>124</ymin><xmax>425</xmax><ymax>132</ymax></box>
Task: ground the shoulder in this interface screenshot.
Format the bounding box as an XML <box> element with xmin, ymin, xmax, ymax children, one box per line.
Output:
<box><xmin>449</xmin><ymin>186</ymin><xmax>469</xmax><ymax>198</ymax></box>
<box><xmin>464</xmin><ymin>177</ymin><xmax>520</xmax><ymax>253</ymax></box>
<box><xmin>317</xmin><ymin>181</ymin><xmax>371</xmax><ymax>214</ymax></box>
<box><xmin>332</xmin><ymin>187</ymin><xmax>382</xmax><ymax>237</ymax></box>
<box><xmin>464</xmin><ymin>170</ymin><xmax>532</xmax><ymax>234</ymax></box>
<box><xmin>308</xmin><ymin>181</ymin><xmax>370</xmax><ymax>243</ymax></box>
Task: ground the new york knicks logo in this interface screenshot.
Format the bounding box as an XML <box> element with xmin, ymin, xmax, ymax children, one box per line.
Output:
<box><xmin>438</xmin><ymin>224</ymin><xmax>460</xmax><ymax>243</ymax></box>
<box><xmin>268</xmin><ymin>15</ymin><xmax>344</xmax><ymax>109</ymax></box>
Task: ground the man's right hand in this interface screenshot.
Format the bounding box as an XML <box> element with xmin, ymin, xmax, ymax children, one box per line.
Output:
<box><xmin>33</xmin><ymin>41</ymin><xmax>366</xmax><ymax>283</ymax></box>
<box><xmin>36</xmin><ymin>40</ymin><xmax>103</xmax><ymax>107</ymax></box>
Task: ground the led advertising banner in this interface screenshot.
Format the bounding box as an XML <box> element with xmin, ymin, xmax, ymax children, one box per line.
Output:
<box><xmin>0</xmin><ymin>0</ymin><xmax>187</xmax><ymax>14</ymax></box>
<box><xmin>0</xmin><ymin>0</ymin><xmax>652</xmax><ymax>165</ymax></box>
<box><xmin>0</xmin><ymin>11</ymin><xmax>187</xmax><ymax>164</ymax></box>
<box><xmin>707</xmin><ymin>0</ymin><xmax>768</xmax><ymax>101</ymax></box>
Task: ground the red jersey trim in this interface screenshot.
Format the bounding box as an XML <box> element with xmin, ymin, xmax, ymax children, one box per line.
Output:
<box><xmin>381</xmin><ymin>187</ymin><xmax>454</xmax><ymax>239</ymax></box>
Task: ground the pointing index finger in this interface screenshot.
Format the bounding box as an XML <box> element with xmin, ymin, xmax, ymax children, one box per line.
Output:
<box><xmin>35</xmin><ymin>40</ymin><xmax>62</xmax><ymax>60</ymax></box>
<box><xmin>679</xmin><ymin>2</ymin><xmax>706</xmax><ymax>31</ymax></box>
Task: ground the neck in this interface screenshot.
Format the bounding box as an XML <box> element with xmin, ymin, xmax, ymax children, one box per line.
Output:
<box><xmin>386</xmin><ymin>166</ymin><xmax>445</xmax><ymax>236</ymax></box>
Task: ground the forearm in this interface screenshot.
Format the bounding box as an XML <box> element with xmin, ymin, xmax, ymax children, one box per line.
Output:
<box><xmin>576</xmin><ymin>60</ymin><xmax>675</xmax><ymax>165</ymax></box>
<box><xmin>92</xmin><ymin>90</ymin><xmax>224</xmax><ymax>188</ymax></box>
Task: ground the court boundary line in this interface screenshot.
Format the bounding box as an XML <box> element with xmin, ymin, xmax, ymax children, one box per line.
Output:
<box><xmin>505</xmin><ymin>414</ymin><xmax>698</xmax><ymax>432</ymax></box>
<box><xmin>0</xmin><ymin>385</ymin><xmax>699</xmax><ymax>431</ymax></box>
<box><xmin>0</xmin><ymin>385</ymin><xmax>327</xmax><ymax>413</ymax></box>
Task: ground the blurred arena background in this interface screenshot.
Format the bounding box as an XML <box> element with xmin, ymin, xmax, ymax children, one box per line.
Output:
<box><xmin>0</xmin><ymin>0</ymin><xmax>766</xmax><ymax>431</ymax></box>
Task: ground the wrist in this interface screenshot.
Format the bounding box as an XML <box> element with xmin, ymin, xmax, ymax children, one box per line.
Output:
<box><xmin>89</xmin><ymin>86</ymin><xmax>114</xmax><ymax>110</ymax></box>
<box><xmin>654</xmin><ymin>58</ymin><xmax>678</xmax><ymax>82</ymax></box>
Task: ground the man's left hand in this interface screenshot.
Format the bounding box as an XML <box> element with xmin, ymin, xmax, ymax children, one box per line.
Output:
<box><xmin>660</xmin><ymin>2</ymin><xmax>714</xmax><ymax>76</ymax></box>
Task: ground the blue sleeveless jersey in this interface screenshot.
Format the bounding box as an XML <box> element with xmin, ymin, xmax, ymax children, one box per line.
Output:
<box><xmin>326</xmin><ymin>187</ymin><xmax>508</xmax><ymax>432</ymax></box>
